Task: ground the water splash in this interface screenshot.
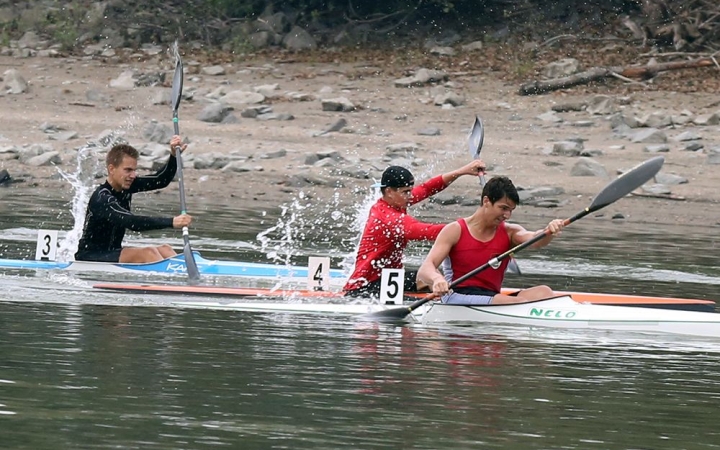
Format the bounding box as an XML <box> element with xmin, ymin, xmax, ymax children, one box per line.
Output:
<box><xmin>55</xmin><ymin>143</ymin><xmax>103</xmax><ymax>261</ymax></box>
<box><xmin>254</xmin><ymin>154</ymin><xmax>445</xmax><ymax>278</ymax></box>
<box><xmin>170</xmin><ymin>40</ymin><xmax>180</xmax><ymax>65</ymax></box>
<box><xmin>256</xmin><ymin>183</ymin><xmax>381</xmax><ymax>277</ymax></box>
<box><xmin>339</xmin><ymin>186</ymin><xmax>381</xmax><ymax>273</ymax></box>
<box><xmin>257</xmin><ymin>192</ymin><xmax>313</xmax><ymax>266</ymax></box>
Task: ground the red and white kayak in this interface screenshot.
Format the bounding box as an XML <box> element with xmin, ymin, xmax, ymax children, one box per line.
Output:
<box><xmin>93</xmin><ymin>282</ymin><xmax>716</xmax><ymax>312</ymax></box>
<box><xmin>168</xmin><ymin>295</ymin><xmax>720</xmax><ymax>339</ymax></box>
<box><xmin>419</xmin><ymin>296</ymin><xmax>720</xmax><ymax>339</ymax></box>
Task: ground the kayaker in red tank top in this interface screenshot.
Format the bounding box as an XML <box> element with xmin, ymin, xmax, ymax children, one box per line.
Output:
<box><xmin>418</xmin><ymin>176</ymin><xmax>566</xmax><ymax>305</ymax></box>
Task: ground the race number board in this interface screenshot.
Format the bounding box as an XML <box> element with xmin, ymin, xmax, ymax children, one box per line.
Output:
<box><xmin>380</xmin><ymin>268</ymin><xmax>405</xmax><ymax>305</ymax></box>
<box><xmin>35</xmin><ymin>229</ymin><xmax>58</xmax><ymax>261</ymax></box>
<box><xmin>308</xmin><ymin>256</ymin><xmax>331</xmax><ymax>291</ymax></box>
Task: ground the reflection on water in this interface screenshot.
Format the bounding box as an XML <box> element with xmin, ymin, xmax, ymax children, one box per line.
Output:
<box><xmin>2</xmin><ymin>302</ymin><xmax>720</xmax><ymax>449</ymax></box>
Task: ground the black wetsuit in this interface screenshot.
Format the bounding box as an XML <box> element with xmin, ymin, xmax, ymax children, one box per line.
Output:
<box><xmin>75</xmin><ymin>156</ymin><xmax>178</xmax><ymax>262</ymax></box>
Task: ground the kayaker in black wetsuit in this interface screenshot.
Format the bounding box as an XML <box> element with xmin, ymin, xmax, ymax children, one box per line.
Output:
<box><xmin>74</xmin><ymin>135</ymin><xmax>193</xmax><ymax>263</ymax></box>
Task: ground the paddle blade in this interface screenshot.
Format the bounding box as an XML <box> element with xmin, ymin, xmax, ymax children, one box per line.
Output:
<box><xmin>182</xmin><ymin>236</ymin><xmax>200</xmax><ymax>284</ymax></box>
<box><xmin>170</xmin><ymin>41</ymin><xmax>183</xmax><ymax>113</ymax></box>
<box><xmin>588</xmin><ymin>156</ymin><xmax>664</xmax><ymax>212</ymax></box>
<box><xmin>468</xmin><ymin>116</ymin><xmax>486</xmax><ymax>187</ymax></box>
<box><xmin>363</xmin><ymin>291</ymin><xmax>440</xmax><ymax>321</ymax></box>
<box><xmin>364</xmin><ymin>305</ymin><xmax>415</xmax><ymax>321</ymax></box>
<box><xmin>507</xmin><ymin>258</ymin><xmax>522</xmax><ymax>275</ymax></box>
<box><xmin>468</xmin><ymin>116</ymin><xmax>484</xmax><ymax>158</ymax></box>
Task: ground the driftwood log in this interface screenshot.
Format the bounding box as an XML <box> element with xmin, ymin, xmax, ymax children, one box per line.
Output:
<box><xmin>519</xmin><ymin>57</ymin><xmax>717</xmax><ymax>95</ymax></box>
<box><xmin>631</xmin><ymin>191</ymin><xmax>686</xmax><ymax>201</ymax></box>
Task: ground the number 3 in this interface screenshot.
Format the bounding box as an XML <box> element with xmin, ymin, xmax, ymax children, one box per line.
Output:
<box><xmin>35</xmin><ymin>230</ymin><xmax>59</xmax><ymax>261</ymax></box>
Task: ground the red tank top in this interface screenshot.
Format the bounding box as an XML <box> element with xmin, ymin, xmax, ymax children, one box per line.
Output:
<box><xmin>447</xmin><ymin>219</ymin><xmax>510</xmax><ymax>293</ymax></box>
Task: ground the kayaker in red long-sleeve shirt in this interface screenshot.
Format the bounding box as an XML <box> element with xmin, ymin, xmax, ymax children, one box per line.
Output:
<box><xmin>344</xmin><ymin>162</ymin><xmax>486</xmax><ymax>298</ymax></box>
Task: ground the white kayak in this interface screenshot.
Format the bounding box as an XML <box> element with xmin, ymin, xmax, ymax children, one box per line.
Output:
<box><xmin>173</xmin><ymin>295</ymin><xmax>720</xmax><ymax>339</ymax></box>
<box><xmin>420</xmin><ymin>296</ymin><xmax>720</xmax><ymax>338</ymax></box>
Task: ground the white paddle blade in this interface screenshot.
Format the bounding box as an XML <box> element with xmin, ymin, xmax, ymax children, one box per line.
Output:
<box><xmin>468</xmin><ymin>116</ymin><xmax>484</xmax><ymax>158</ymax></box>
<box><xmin>170</xmin><ymin>41</ymin><xmax>183</xmax><ymax>112</ymax></box>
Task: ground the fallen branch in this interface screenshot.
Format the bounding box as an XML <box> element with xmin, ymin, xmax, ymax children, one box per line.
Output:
<box><xmin>609</xmin><ymin>71</ymin><xmax>647</xmax><ymax>86</ymax></box>
<box><xmin>638</xmin><ymin>51</ymin><xmax>718</xmax><ymax>58</ymax></box>
<box><xmin>519</xmin><ymin>57</ymin><xmax>717</xmax><ymax>96</ymax></box>
<box><xmin>541</xmin><ymin>34</ymin><xmax>629</xmax><ymax>47</ymax></box>
<box><xmin>631</xmin><ymin>191</ymin><xmax>686</xmax><ymax>201</ymax></box>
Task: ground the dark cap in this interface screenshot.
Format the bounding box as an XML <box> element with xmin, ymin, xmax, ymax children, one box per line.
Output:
<box><xmin>380</xmin><ymin>166</ymin><xmax>414</xmax><ymax>188</ymax></box>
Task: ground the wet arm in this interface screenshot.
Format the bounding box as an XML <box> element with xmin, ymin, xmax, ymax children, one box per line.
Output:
<box><xmin>440</xmin><ymin>160</ymin><xmax>486</xmax><ymax>187</ymax></box>
<box><xmin>417</xmin><ymin>223</ymin><xmax>460</xmax><ymax>293</ymax></box>
<box><xmin>403</xmin><ymin>215</ymin><xmax>446</xmax><ymax>241</ymax></box>
<box><xmin>508</xmin><ymin>220</ymin><xmax>562</xmax><ymax>249</ymax></box>
<box><xmin>409</xmin><ymin>161</ymin><xmax>486</xmax><ymax>206</ymax></box>
<box><xmin>94</xmin><ymin>194</ymin><xmax>173</xmax><ymax>232</ymax></box>
<box><xmin>408</xmin><ymin>175</ymin><xmax>446</xmax><ymax>205</ymax></box>
<box><xmin>130</xmin><ymin>155</ymin><xmax>178</xmax><ymax>193</ymax></box>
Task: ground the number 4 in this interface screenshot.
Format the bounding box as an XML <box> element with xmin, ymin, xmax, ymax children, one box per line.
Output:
<box><xmin>307</xmin><ymin>256</ymin><xmax>330</xmax><ymax>291</ymax></box>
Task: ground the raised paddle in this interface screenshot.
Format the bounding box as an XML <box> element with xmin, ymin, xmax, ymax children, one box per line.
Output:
<box><xmin>469</xmin><ymin>116</ymin><xmax>521</xmax><ymax>275</ymax></box>
<box><xmin>368</xmin><ymin>155</ymin><xmax>665</xmax><ymax>320</ymax></box>
<box><xmin>468</xmin><ymin>115</ymin><xmax>486</xmax><ymax>187</ymax></box>
<box><xmin>170</xmin><ymin>43</ymin><xmax>201</xmax><ymax>284</ymax></box>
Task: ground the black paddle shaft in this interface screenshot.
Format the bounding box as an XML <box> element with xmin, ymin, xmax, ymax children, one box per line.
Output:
<box><xmin>368</xmin><ymin>155</ymin><xmax>665</xmax><ymax>320</ymax></box>
<box><xmin>172</xmin><ymin>114</ymin><xmax>190</xmax><ymax>214</ymax></box>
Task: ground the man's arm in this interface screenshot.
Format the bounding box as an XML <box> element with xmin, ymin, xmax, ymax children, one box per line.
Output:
<box><xmin>507</xmin><ymin>219</ymin><xmax>565</xmax><ymax>249</ymax></box>
<box><xmin>402</xmin><ymin>214</ymin><xmax>446</xmax><ymax>241</ymax></box>
<box><xmin>440</xmin><ymin>160</ymin><xmax>486</xmax><ymax>185</ymax></box>
<box><xmin>130</xmin><ymin>135</ymin><xmax>186</xmax><ymax>193</ymax></box>
<box><xmin>129</xmin><ymin>155</ymin><xmax>177</xmax><ymax>194</ymax></box>
<box><xmin>417</xmin><ymin>222</ymin><xmax>461</xmax><ymax>295</ymax></box>
<box><xmin>410</xmin><ymin>160</ymin><xmax>486</xmax><ymax>206</ymax></box>
<box><xmin>94</xmin><ymin>190</ymin><xmax>173</xmax><ymax>232</ymax></box>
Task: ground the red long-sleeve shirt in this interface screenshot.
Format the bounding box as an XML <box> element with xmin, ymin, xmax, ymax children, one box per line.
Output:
<box><xmin>344</xmin><ymin>175</ymin><xmax>448</xmax><ymax>291</ymax></box>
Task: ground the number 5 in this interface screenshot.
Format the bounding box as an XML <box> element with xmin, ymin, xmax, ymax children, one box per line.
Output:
<box><xmin>380</xmin><ymin>268</ymin><xmax>405</xmax><ymax>305</ymax></box>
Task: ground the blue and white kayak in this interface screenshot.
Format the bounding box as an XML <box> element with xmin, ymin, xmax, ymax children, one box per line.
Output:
<box><xmin>0</xmin><ymin>252</ymin><xmax>347</xmax><ymax>281</ymax></box>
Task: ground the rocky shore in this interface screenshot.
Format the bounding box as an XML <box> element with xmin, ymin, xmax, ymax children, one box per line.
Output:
<box><xmin>1</xmin><ymin>33</ymin><xmax>720</xmax><ymax>229</ymax></box>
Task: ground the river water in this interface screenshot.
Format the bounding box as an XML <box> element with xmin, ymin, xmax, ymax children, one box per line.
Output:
<box><xmin>2</xmin><ymin>188</ymin><xmax>720</xmax><ymax>449</ymax></box>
